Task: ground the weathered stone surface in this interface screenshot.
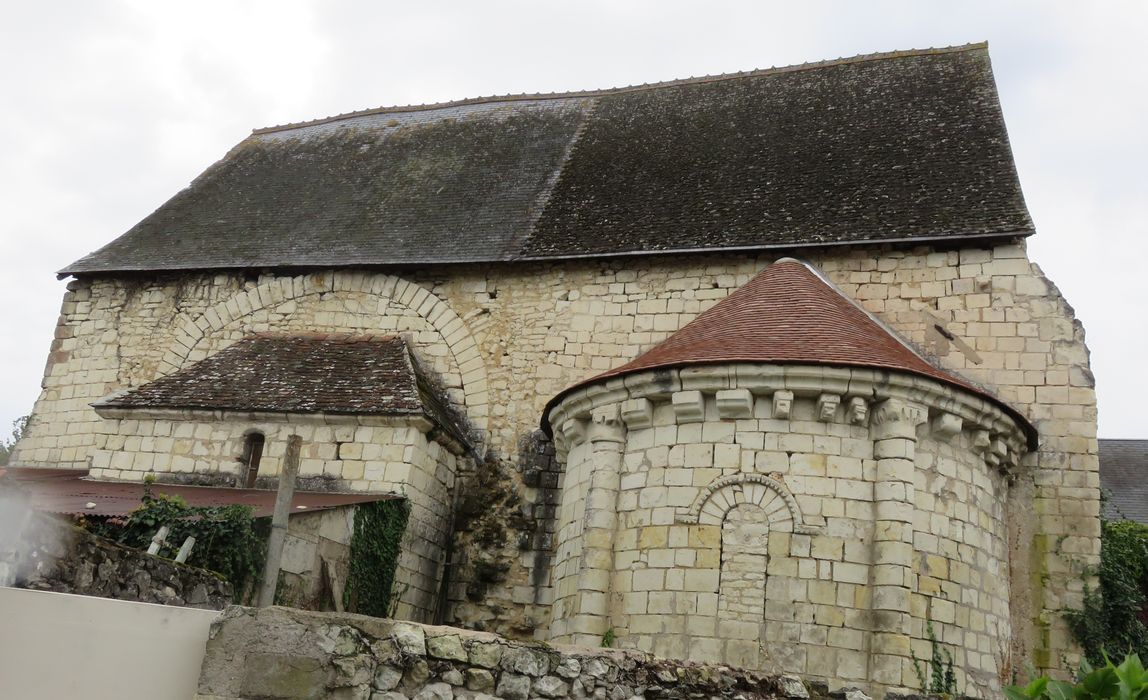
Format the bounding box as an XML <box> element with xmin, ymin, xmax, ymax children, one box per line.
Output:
<box><xmin>495</xmin><ymin>673</ymin><xmax>532</xmax><ymax>700</ymax></box>
<box><xmin>373</xmin><ymin>665</ymin><xmax>402</xmax><ymax>691</ymax></box>
<box><xmin>427</xmin><ymin>634</ymin><xmax>467</xmax><ymax>662</ymax></box>
<box><xmin>779</xmin><ymin>674</ymin><xmax>810</xmax><ymax>698</ymax></box>
<box><xmin>2</xmin><ymin>509</ymin><xmax>231</xmax><ymax>609</ymax></box>
<box><xmin>534</xmin><ymin>675</ymin><xmax>570</xmax><ymax>697</ymax></box>
<box><xmin>240</xmin><ymin>653</ymin><xmax>328</xmax><ymax>699</ymax></box>
<box><xmin>467</xmin><ymin>641</ymin><xmax>503</xmax><ymax>669</ymax></box>
<box><xmin>392</xmin><ymin>623</ymin><xmax>427</xmax><ymax>656</ymax></box>
<box><xmin>465</xmin><ymin>668</ymin><xmax>495</xmax><ymax>692</ymax></box>
<box><xmin>499</xmin><ymin>646</ymin><xmax>549</xmax><ymax>676</ymax></box>
<box><xmin>413</xmin><ymin>682</ymin><xmax>453</xmax><ymax>700</ymax></box>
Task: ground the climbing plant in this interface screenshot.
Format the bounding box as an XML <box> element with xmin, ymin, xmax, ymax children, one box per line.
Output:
<box><xmin>83</xmin><ymin>486</ymin><xmax>268</xmax><ymax>600</ymax></box>
<box><xmin>1065</xmin><ymin>519</ymin><xmax>1148</xmax><ymax>666</ymax></box>
<box><xmin>343</xmin><ymin>498</ymin><xmax>410</xmax><ymax>617</ymax></box>
<box><xmin>912</xmin><ymin>619</ymin><xmax>958</xmax><ymax>695</ymax></box>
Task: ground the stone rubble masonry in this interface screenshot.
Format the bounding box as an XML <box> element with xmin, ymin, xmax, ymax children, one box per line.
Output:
<box><xmin>194</xmin><ymin>605</ymin><xmax>875</xmax><ymax>700</ymax></box>
<box><xmin>2</xmin><ymin>508</ymin><xmax>232</xmax><ymax>609</ymax></box>
<box><xmin>547</xmin><ymin>364</ymin><xmax>1024</xmax><ymax>698</ymax></box>
<box><xmin>15</xmin><ymin>241</ymin><xmax>1099</xmax><ymax>680</ymax></box>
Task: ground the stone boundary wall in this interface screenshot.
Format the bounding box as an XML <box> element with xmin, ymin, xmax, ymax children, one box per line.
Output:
<box><xmin>2</xmin><ymin>508</ymin><xmax>231</xmax><ymax>609</ymax></box>
<box><xmin>196</xmin><ymin>606</ymin><xmax>959</xmax><ymax>700</ymax></box>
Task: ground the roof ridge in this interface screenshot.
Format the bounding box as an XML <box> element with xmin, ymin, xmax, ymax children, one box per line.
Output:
<box><xmin>252</xmin><ymin>42</ymin><xmax>988</xmax><ymax>135</ymax></box>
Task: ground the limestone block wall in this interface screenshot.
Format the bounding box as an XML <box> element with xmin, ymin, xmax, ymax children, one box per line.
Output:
<box><xmin>195</xmin><ymin>606</ymin><xmax>815</xmax><ymax>700</ymax></box>
<box><xmin>15</xmin><ymin>240</ymin><xmax>1099</xmax><ymax>669</ymax></box>
<box><xmin>546</xmin><ymin>366</ymin><xmax>1028</xmax><ymax>697</ymax></box>
<box><xmin>86</xmin><ymin>410</ymin><xmax>462</xmax><ymax>622</ymax></box>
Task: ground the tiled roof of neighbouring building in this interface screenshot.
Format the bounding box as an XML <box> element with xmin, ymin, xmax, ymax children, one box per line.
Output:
<box><xmin>544</xmin><ymin>258</ymin><xmax>1037</xmax><ymax>445</ymax></box>
<box><xmin>1100</xmin><ymin>439</ymin><xmax>1148</xmax><ymax>523</ymax></box>
<box><xmin>61</xmin><ymin>44</ymin><xmax>1033</xmax><ymax>276</ymax></box>
<box><xmin>94</xmin><ymin>334</ymin><xmax>469</xmax><ymax>448</ymax></box>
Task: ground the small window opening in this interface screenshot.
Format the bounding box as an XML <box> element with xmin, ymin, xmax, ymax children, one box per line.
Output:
<box><xmin>241</xmin><ymin>432</ymin><xmax>266</xmax><ymax>488</ymax></box>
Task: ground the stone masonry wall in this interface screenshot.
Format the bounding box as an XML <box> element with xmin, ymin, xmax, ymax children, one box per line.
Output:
<box><xmin>0</xmin><ymin>507</ymin><xmax>231</xmax><ymax>609</ymax></box>
<box><xmin>545</xmin><ymin>366</ymin><xmax>1024</xmax><ymax>697</ymax></box>
<box><xmin>194</xmin><ymin>606</ymin><xmax>843</xmax><ymax>700</ymax></box>
<box><xmin>85</xmin><ymin>409</ymin><xmax>463</xmax><ymax>623</ymax></box>
<box><xmin>15</xmin><ymin>240</ymin><xmax>1099</xmax><ymax>671</ymax></box>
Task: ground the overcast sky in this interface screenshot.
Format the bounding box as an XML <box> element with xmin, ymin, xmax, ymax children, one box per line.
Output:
<box><xmin>0</xmin><ymin>1</ymin><xmax>1144</xmax><ymax>441</ymax></box>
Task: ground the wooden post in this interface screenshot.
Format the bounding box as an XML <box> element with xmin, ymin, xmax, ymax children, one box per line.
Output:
<box><xmin>257</xmin><ymin>434</ymin><xmax>301</xmax><ymax>607</ymax></box>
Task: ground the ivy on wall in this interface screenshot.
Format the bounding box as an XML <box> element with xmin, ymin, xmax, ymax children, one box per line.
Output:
<box><xmin>1066</xmin><ymin>519</ymin><xmax>1148</xmax><ymax>666</ymax></box>
<box><xmin>344</xmin><ymin>499</ymin><xmax>411</xmax><ymax>617</ymax></box>
<box><xmin>82</xmin><ymin>488</ymin><xmax>268</xmax><ymax>601</ymax></box>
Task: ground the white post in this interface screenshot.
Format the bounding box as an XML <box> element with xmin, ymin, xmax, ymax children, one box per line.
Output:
<box><xmin>257</xmin><ymin>435</ymin><xmax>301</xmax><ymax>607</ymax></box>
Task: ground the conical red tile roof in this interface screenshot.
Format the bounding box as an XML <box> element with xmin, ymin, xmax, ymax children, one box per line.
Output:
<box><xmin>545</xmin><ymin>259</ymin><xmax>1034</xmax><ymax>441</ymax></box>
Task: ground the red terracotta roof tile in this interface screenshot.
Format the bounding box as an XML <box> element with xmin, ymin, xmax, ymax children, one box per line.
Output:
<box><xmin>545</xmin><ymin>259</ymin><xmax>1034</xmax><ymax>441</ymax></box>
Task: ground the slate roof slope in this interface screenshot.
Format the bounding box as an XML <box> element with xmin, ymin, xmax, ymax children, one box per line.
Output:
<box><xmin>94</xmin><ymin>334</ymin><xmax>469</xmax><ymax>448</ymax></box>
<box><xmin>1100</xmin><ymin>439</ymin><xmax>1148</xmax><ymax>523</ymax></box>
<box><xmin>543</xmin><ymin>258</ymin><xmax>1036</xmax><ymax>446</ymax></box>
<box><xmin>62</xmin><ymin>43</ymin><xmax>1033</xmax><ymax>276</ymax></box>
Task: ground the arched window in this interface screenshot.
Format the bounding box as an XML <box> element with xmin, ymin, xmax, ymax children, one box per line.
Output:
<box><xmin>717</xmin><ymin>503</ymin><xmax>770</xmax><ymax>647</ymax></box>
<box><xmin>241</xmin><ymin>432</ymin><xmax>266</xmax><ymax>488</ymax></box>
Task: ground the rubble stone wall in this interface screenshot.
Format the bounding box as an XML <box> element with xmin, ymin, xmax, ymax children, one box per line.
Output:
<box><xmin>15</xmin><ymin>240</ymin><xmax>1099</xmax><ymax>671</ymax></box>
<box><xmin>194</xmin><ymin>606</ymin><xmax>838</xmax><ymax>700</ymax></box>
<box><xmin>3</xmin><ymin>509</ymin><xmax>232</xmax><ymax>608</ymax></box>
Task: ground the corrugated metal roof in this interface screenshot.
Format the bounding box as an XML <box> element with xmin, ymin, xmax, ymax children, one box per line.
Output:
<box><xmin>60</xmin><ymin>44</ymin><xmax>1033</xmax><ymax>276</ymax></box>
<box><xmin>1100</xmin><ymin>439</ymin><xmax>1148</xmax><ymax>523</ymax></box>
<box><xmin>0</xmin><ymin>468</ymin><xmax>397</xmax><ymax>518</ymax></box>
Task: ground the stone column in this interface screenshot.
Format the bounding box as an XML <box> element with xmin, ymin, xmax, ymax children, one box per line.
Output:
<box><xmin>868</xmin><ymin>398</ymin><xmax>927</xmax><ymax>689</ymax></box>
<box><xmin>568</xmin><ymin>404</ymin><xmax>626</xmax><ymax>647</ymax></box>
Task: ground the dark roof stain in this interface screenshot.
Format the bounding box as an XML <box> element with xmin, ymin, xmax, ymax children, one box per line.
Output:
<box><xmin>95</xmin><ymin>334</ymin><xmax>470</xmax><ymax>448</ymax></box>
<box><xmin>61</xmin><ymin>44</ymin><xmax>1033</xmax><ymax>276</ymax></box>
<box><xmin>1100</xmin><ymin>439</ymin><xmax>1148</xmax><ymax>524</ymax></box>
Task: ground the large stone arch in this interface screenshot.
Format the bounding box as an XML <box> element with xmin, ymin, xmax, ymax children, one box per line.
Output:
<box><xmin>678</xmin><ymin>473</ymin><xmax>818</xmax><ymax>534</ymax></box>
<box><xmin>157</xmin><ymin>271</ymin><xmax>488</xmax><ymax>445</ymax></box>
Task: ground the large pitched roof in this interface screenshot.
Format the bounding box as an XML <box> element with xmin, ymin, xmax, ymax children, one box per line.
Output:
<box><xmin>544</xmin><ymin>258</ymin><xmax>1036</xmax><ymax>444</ymax></box>
<box><xmin>94</xmin><ymin>334</ymin><xmax>468</xmax><ymax>447</ymax></box>
<box><xmin>62</xmin><ymin>44</ymin><xmax>1033</xmax><ymax>276</ymax></box>
<box><xmin>1100</xmin><ymin>439</ymin><xmax>1148</xmax><ymax>523</ymax></box>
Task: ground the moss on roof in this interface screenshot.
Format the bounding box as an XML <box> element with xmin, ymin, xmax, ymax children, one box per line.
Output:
<box><xmin>62</xmin><ymin>44</ymin><xmax>1033</xmax><ymax>276</ymax></box>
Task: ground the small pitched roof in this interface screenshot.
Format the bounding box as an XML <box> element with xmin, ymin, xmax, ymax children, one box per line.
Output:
<box><xmin>95</xmin><ymin>334</ymin><xmax>468</xmax><ymax>447</ymax></box>
<box><xmin>61</xmin><ymin>44</ymin><xmax>1033</xmax><ymax>276</ymax></box>
<box><xmin>1100</xmin><ymin>439</ymin><xmax>1148</xmax><ymax>523</ymax></box>
<box><xmin>544</xmin><ymin>259</ymin><xmax>1035</xmax><ymax>443</ymax></box>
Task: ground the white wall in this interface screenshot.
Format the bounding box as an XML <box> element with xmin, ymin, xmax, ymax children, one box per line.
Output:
<box><xmin>0</xmin><ymin>587</ymin><xmax>219</xmax><ymax>700</ymax></box>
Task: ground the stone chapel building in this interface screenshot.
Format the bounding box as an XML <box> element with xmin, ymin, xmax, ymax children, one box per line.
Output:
<box><xmin>11</xmin><ymin>44</ymin><xmax>1099</xmax><ymax>697</ymax></box>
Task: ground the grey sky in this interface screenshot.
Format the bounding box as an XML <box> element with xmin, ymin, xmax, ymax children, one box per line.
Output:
<box><xmin>1</xmin><ymin>1</ymin><xmax>1144</xmax><ymax>439</ymax></box>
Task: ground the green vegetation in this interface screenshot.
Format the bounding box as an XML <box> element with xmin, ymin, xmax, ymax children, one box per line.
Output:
<box><xmin>343</xmin><ymin>499</ymin><xmax>410</xmax><ymax>617</ymax></box>
<box><xmin>0</xmin><ymin>415</ymin><xmax>29</xmax><ymax>466</ymax></box>
<box><xmin>1066</xmin><ymin>520</ymin><xmax>1148</xmax><ymax>667</ymax></box>
<box><xmin>912</xmin><ymin>619</ymin><xmax>957</xmax><ymax>696</ymax></box>
<box><xmin>1007</xmin><ymin>653</ymin><xmax>1148</xmax><ymax>699</ymax></box>
<box><xmin>84</xmin><ymin>485</ymin><xmax>267</xmax><ymax>600</ymax></box>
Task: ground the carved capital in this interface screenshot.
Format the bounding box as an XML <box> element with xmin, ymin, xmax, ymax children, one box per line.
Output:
<box><xmin>847</xmin><ymin>397</ymin><xmax>869</xmax><ymax>425</ymax></box>
<box><xmin>671</xmin><ymin>390</ymin><xmax>705</xmax><ymax>423</ymax></box>
<box><xmin>589</xmin><ymin>404</ymin><xmax>626</xmax><ymax>443</ymax></box>
<box><xmin>930</xmin><ymin>413</ymin><xmax>963</xmax><ymax>442</ymax></box>
<box><xmin>870</xmin><ymin>399</ymin><xmax>928</xmax><ymax>441</ymax></box>
<box><xmin>772</xmin><ymin>390</ymin><xmax>794</xmax><ymax>420</ymax></box>
<box><xmin>817</xmin><ymin>393</ymin><xmax>841</xmax><ymax>422</ymax></box>
<box><xmin>561</xmin><ymin>418</ymin><xmax>587</xmax><ymax>447</ymax></box>
<box><xmin>620</xmin><ymin>398</ymin><xmax>653</xmax><ymax>430</ymax></box>
<box><xmin>716</xmin><ymin>389</ymin><xmax>754</xmax><ymax>419</ymax></box>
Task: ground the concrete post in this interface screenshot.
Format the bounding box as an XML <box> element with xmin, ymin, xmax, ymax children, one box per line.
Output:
<box><xmin>257</xmin><ymin>434</ymin><xmax>301</xmax><ymax>607</ymax></box>
<box><xmin>868</xmin><ymin>398</ymin><xmax>927</xmax><ymax>689</ymax></box>
<box><xmin>567</xmin><ymin>404</ymin><xmax>626</xmax><ymax>647</ymax></box>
